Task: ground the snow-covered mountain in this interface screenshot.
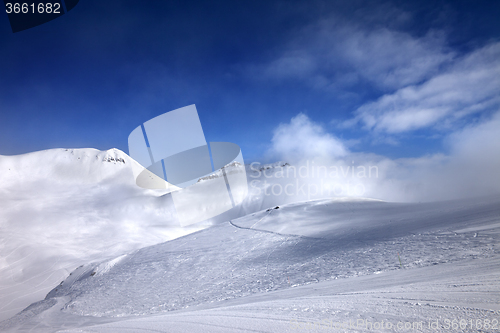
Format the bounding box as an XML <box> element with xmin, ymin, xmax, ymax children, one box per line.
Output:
<box><xmin>1</xmin><ymin>148</ymin><xmax>499</xmax><ymax>332</ymax></box>
<box><xmin>0</xmin><ymin>148</ymin><xmax>204</xmax><ymax>322</ymax></box>
<box><xmin>1</xmin><ymin>148</ymin><xmax>134</xmax><ymax>186</ymax></box>
<box><xmin>0</xmin><ymin>148</ymin><xmax>302</xmax><ymax>323</ymax></box>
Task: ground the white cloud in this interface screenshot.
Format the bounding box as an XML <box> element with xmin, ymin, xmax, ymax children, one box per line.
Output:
<box><xmin>267</xmin><ymin>112</ymin><xmax>500</xmax><ymax>202</ymax></box>
<box><xmin>252</xmin><ymin>19</ymin><xmax>453</xmax><ymax>91</ymax></box>
<box><xmin>349</xmin><ymin>42</ymin><xmax>500</xmax><ymax>133</ymax></box>
<box><xmin>270</xmin><ymin>113</ymin><xmax>348</xmax><ymax>162</ymax></box>
<box><xmin>256</xmin><ymin>12</ymin><xmax>500</xmax><ymax>202</ymax></box>
<box><xmin>249</xmin><ymin>16</ymin><xmax>498</xmax><ymax>137</ymax></box>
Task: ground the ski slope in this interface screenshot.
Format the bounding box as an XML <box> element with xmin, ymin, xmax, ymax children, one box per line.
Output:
<box><xmin>54</xmin><ymin>256</ymin><xmax>500</xmax><ymax>332</ymax></box>
<box><xmin>1</xmin><ymin>193</ymin><xmax>498</xmax><ymax>332</ymax></box>
<box><xmin>0</xmin><ymin>149</ymin><xmax>298</xmax><ymax>322</ymax></box>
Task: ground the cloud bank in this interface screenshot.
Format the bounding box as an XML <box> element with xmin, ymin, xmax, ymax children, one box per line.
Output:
<box><xmin>251</xmin><ymin>10</ymin><xmax>500</xmax><ymax>203</ymax></box>
<box><xmin>267</xmin><ymin>112</ymin><xmax>500</xmax><ymax>202</ymax></box>
<box><xmin>252</xmin><ymin>18</ymin><xmax>453</xmax><ymax>92</ymax></box>
<box><xmin>349</xmin><ymin>42</ymin><xmax>500</xmax><ymax>133</ymax></box>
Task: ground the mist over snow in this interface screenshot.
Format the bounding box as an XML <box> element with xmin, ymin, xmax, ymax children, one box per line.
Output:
<box><xmin>262</xmin><ymin>110</ymin><xmax>500</xmax><ymax>203</ymax></box>
<box><xmin>2</xmin><ymin>190</ymin><xmax>499</xmax><ymax>332</ymax></box>
<box><xmin>0</xmin><ymin>148</ymin><xmax>205</xmax><ymax>321</ymax></box>
<box><xmin>1</xmin><ymin>1</ymin><xmax>499</xmax><ymax>331</ymax></box>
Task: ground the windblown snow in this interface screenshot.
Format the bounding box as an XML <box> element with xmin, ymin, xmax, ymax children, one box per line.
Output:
<box><xmin>0</xmin><ymin>149</ymin><xmax>499</xmax><ymax>332</ymax></box>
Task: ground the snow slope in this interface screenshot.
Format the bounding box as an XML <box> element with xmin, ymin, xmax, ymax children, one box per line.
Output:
<box><xmin>0</xmin><ymin>148</ymin><xmax>204</xmax><ymax>322</ymax></box>
<box><xmin>0</xmin><ymin>148</ymin><xmax>300</xmax><ymax>322</ymax></box>
<box><xmin>54</xmin><ymin>257</ymin><xmax>500</xmax><ymax>332</ymax></box>
<box><xmin>1</xmin><ymin>194</ymin><xmax>499</xmax><ymax>332</ymax></box>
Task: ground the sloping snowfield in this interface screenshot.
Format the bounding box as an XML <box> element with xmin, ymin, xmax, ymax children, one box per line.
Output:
<box><xmin>1</xmin><ymin>149</ymin><xmax>499</xmax><ymax>332</ymax></box>
<box><xmin>1</xmin><ymin>195</ymin><xmax>499</xmax><ymax>332</ymax></box>
<box><xmin>0</xmin><ymin>149</ymin><xmax>203</xmax><ymax>322</ymax></box>
<box><xmin>53</xmin><ymin>257</ymin><xmax>500</xmax><ymax>333</ymax></box>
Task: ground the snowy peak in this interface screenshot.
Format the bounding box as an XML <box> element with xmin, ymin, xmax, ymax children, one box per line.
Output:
<box><xmin>197</xmin><ymin>161</ymin><xmax>290</xmax><ymax>183</ymax></box>
<box><xmin>0</xmin><ymin>147</ymin><xmax>194</xmax><ymax>323</ymax></box>
<box><xmin>252</xmin><ymin>161</ymin><xmax>291</xmax><ymax>171</ymax></box>
<box><xmin>0</xmin><ymin>148</ymin><xmax>137</xmax><ymax>187</ymax></box>
<box><xmin>196</xmin><ymin>161</ymin><xmax>244</xmax><ymax>183</ymax></box>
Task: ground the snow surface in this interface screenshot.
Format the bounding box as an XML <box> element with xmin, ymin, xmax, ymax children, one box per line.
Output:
<box><xmin>46</xmin><ymin>257</ymin><xmax>500</xmax><ymax>332</ymax></box>
<box><xmin>1</xmin><ymin>149</ymin><xmax>499</xmax><ymax>332</ymax></box>
<box><xmin>0</xmin><ymin>149</ymin><xmax>317</xmax><ymax>322</ymax></box>
<box><xmin>0</xmin><ymin>149</ymin><xmax>205</xmax><ymax>322</ymax></box>
<box><xmin>1</xmin><ymin>193</ymin><xmax>499</xmax><ymax>332</ymax></box>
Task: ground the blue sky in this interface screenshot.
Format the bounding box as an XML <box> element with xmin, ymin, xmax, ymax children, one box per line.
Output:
<box><xmin>0</xmin><ymin>0</ymin><xmax>499</xmax><ymax>163</ymax></box>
